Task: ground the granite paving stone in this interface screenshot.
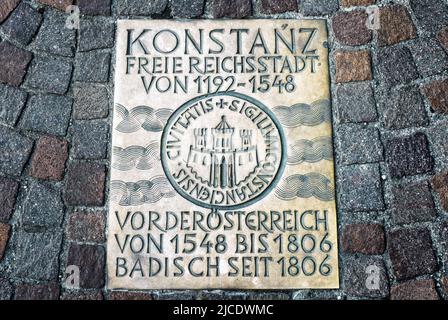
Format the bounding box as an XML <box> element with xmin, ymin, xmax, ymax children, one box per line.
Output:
<box><xmin>385</xmin><ymin>133</ymin><xmax>433</xmax><ymax>179</ymax></box>
<box><xmin>0</xmin><ymin>41</ymin><xmax>33</xmax><ymax>87</ymax></box>
<box><xmin>336</xmin><ymin>82</ymin><xmax>377</xmax><ymax>123</ymax></box>
<box><xmin>24</xmin><ymin>55</ymin><xmax>73</xmax><ymax>95</ymax></box>
<box><xmin>74</xmin><ymin>51</ymin><xmax>110</xmax><ymax>83</ymax></box>
<box><xmin>0</xmin><ymin>0</ymin><xmax>20</xmax><ymax>23</ymax></box>
<box><xmin>341</xmin><ymin>224</ymin><xmax>385</xmax><ymax>254</ymax></box>
<box><xmin>338</xmin><ymin>164</ymin><xmax>384</xmax><ymax>211</ymax></box>
<box><xmin>79</xmin><ymin>18</ymin><xmax>115</xmax><ymax>52</ymax></box>
<box><xmin>378</xmin><ymin>5</ymin><xmax>417</xmax><ymax>47</ymax></box>
<box><xmin>71</xmin><ymin>120</ymin><xmax>109</xmax><ymax>159</ymax></box>
<box><xmin>20</xmin><ymin>94</ymin><xmax>72</xmax><ymax>136</ymax></box>
<box><xmin>377</xmin><ymin>46</ymin><xmax>419</xmax><ymax>88</ymax></box>
<box><xmin>29</xmin><ymin>136</ymin><xmax>68</xmax><ymax>181</ymax></box>
<box><xmin>343</xmin><ymin>256</ymin><xmax>389</xmax><ymax>298</ymax></box>
<box><xmin>408</xmin><ymin>38</ymin><xmax>448</xmax><ymax>77</ymax></box>
<box><xmin>212</xmin><ymin>0</ymin><xmax>251</xmax><ymax>18</ymax></box>
<box><xmin>336</xmin><ymin>124</ymin><xmax>383</xmax><ymax>165</ymax></box>
<box><xmin>332</xmin><ymin>10</ymin><xmax>371</xmax><ymax>46</ymax></box>
<box><xmin>0</xmin><ymin>3</ymin><xmax>43</xmax><ymax>45</ymax></box>
<box><xmin>116</xmin><ymin>0</ymin><xmax>168</xmax><ymax>16</ymax></box>
<box><xmin>14</xmin><ymin>282</ymin><xmax>60</xmax><ymax>300</ymax></box>
<box><xmin>73</xmin><ymin>83</ymin><xmax>109</xmax><ymax>119</ymax></box>
<box><xmin>0</xmin><ymin>125</ymin><xmax>33</xmax><ymax>176</ymax></box>
<box><xmin>64</xmin><ymin>163</ymin><xmax>106</xmax><ymax>206</ymax></box>
<box><xmin>13</xmin><ymin>229</ymin><xmax>63</xmax><ymax>281</ymax></box>
<box><xmin>34</xmin><ymin>9</ymin><xmax>76</xmax><ymax>57</ymax></box>
<box><xmin>388</xmin><ymin>228</ymin><xmax>438</xmax><ymax>280</ymax></box>
<box><xmin>20</xmin><ymin>181</ymin><xmax>64</xmax><ymax>229</ymax></box>
<box><xmin>171</xmin><ymin>0</ymin><xmax>205</xmax><ymax>18</ymax></box>
<box><xmin>0</xmin><ymin>84</ymin><xmax>28</xmax><ymax>126</ymax></box>
<box><xmin>77</xmin><ymin>0</ymin><xmax>111</xmax><ymax>16</ymax></box>
<box><xmin>390</xmin><ymin>181</ymin><xmax>436</xmax><ymax>225</ymax></box>
<box><xmin>380</xmin><ymin>86</ymin><xmax>428</xmax><ymax>130</ymax></box>
<box><xmin>301</xmin><ymin>0</ymin><xmax>339</xmax><ymax>16</ymax></box>
<box><xmin>390</xmin><ymin>279</ymin><xmax>439</xmax><ymax>300</ymax></box>
<box><xmin>66</xmin><ymin>244</ymin><xmax>105</xmax><ymax>289</ymax></box>
<box><xmin>410</xmin><ymin>0</ymin><xmax>448</xmax><ymax>34</ymax></box>
<box><xmin>0</xmin><ymin>177</ymin><xmax>19</xmax><ymax>222</ymax></box>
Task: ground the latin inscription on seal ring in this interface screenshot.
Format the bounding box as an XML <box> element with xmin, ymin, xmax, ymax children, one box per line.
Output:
<box><xmin>161</xmin><ymin>92</ymin><xmax>286</xmax><ymax>210</ymax></box>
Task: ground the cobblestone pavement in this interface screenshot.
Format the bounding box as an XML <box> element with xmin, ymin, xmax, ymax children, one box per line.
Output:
<box><xmin>0</xmin><ymin>0</ymin><xmax>447</xmax><ymax>300</ymax></box>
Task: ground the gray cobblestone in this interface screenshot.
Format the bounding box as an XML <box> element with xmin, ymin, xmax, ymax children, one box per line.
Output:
<box><xmin>337</xmin><ymin>164</ymin><xmax>384</xmax><ymax>212</ymax></box>
<box><xmin>343</xmin><ymin>255</ymin><xmax>389</xmax><ymax>298</ymax></box>
<box><xmin>0</xmin><ymin>84</ymin><xmax>27</xmax><ymax>126</ymax></box>
<box><xmin>74</xmin><ymin>51</ymin><xmax>110</xmax><ymax>83</ymax></box>
<box><xmin>380</xmin><ymin>86</ymin><xmax>428</xmax><ymax>130</ymax></box>
<box><xmin>20</xmin><ymin>94</ymin><xmax>72</xmax><ymax>136</ymax></box>
<box><xmin>377</xmin><ymin>46</ymin><xmax>419</xmax><ymax>88</ymax></box>
<box><xmin>335</xmin><ymin>82</ymin><xmax>377</xmax><ymax>123</ymax></box>
<box><xmin>301</xmin><ymin>0</ymin><xmax>339</xmax><ymax>16</ymax></box>
<box><xmin>24</xmin><ymin>55</ymin><xmax>73</xmax><ymax>95</ymax></box>
<box><xmin>408</xmin><ymin>38</ymin><xmax>448</xmax><ymax>78</ymax></box>
<box><xmin>410</xmin><ymin>0</ymin><xmax>448</xmax><ymax>35</ymax></box>
<box><xmin>21</xmin><ymin>181</ymin><xmax>64</xmax><ymax>229</ymax></box>
<box><xmin>71</xmin><ymin>120</ymin><xmax>109</xmax><ymax>159</ymax></box>
<box><xmin>0</xmin><ymin>2</ymin><xmax>42</xmax><ymax>45</ymax></box>
<box><xmin>171</xmin><ymin>0</ymin><xmax>205</xmax><ymax>18</ymax></box>
<box><xmin>0</xmin><ymin>125</ymin><xmax>33</xmax><ymax>177</ymax></box>
<box><xmin>34</xmin><ymin>9</ymin><xmax>76</xmax><ymax>57</ymax></box>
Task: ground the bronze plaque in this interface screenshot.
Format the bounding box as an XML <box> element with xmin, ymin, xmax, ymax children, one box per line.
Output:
<box><xmin>108</xmin><ymin>19</ymin><xmax>339</xmax><ymax>289</ymax></box>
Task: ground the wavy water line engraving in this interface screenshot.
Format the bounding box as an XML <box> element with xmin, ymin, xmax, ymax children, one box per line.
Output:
<box><xmin>287</xmin><ymin>136</ymin><xmax>333</xmax><ymax>165</ymax></box>
<box><xmin>112</xmin><ymin>141</ymin><xmax>160</xmax><ymax>171</ymax></box>
<box><xmin>273</xmin><ymin>99</ymin><xmax>331</xmax><ymax>128</ymax></box>
<box><xmin>110</xmin><ymin>176</ymin><xmax>176</xmax><ymax>206</ymax></box>
<box><xmin>275</xmin><ymin>173</ymin><xmax>334</xmax><ymax>202</ymax></box>
<box><xmin>115</xmin><ymin>103</ymin><xmax>173</xmax><ymax>133</ymax></box>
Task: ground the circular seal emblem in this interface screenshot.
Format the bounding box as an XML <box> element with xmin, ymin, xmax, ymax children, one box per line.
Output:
<box><xmin>161</xmin><ymin>92</ymin><xmax>286</xmax><ymax>210</ymax></box>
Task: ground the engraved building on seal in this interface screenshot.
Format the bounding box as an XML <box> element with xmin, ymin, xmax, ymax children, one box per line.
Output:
<box><xmin>186</xmin><ymin>116</ymin><xmax>259</xmax><ymax>188</ymax></box>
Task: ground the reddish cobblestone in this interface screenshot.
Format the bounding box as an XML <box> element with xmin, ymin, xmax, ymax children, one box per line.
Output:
<box><xmin>0</xmin><ymin>223</ymin><xmax>11</xmax><ymax>261</ymax></box>
<box><xmin>332</xmin><ymin>10</ymin><xmax>371</xmax><ymax>46</ymax></box>
<box><xmin>67</xmin><ymin>210</ymin><xmax>105</xmax><ymax>243</ymax></box>
<box><xmin>334</xmin><ymin>50</ymin><xmax>372</xmax><ymax>83</ymax></box>
<box><xmin>0</xmin><ymin>0</ymin><xmax>20</xmax><ymax>23</ymax></box>
<box><xmin>431</xmin><ymin>172</ymin><xmax>448</xmax><ymax>212</ymax></box>
<box><xmin>29</xmin><ymin>136</ymin><xmax>68</xmax><ymax>181</ymax></box>
<box><xmin>341</xmin><ymin>224</ymin><xmax>385</xmax><ymax>255</ymax></box>
<box><xmin>390</xmin><ymin>279</ymin><xmax>439</xmax><ymax>300</ymax></box>
<box><xmin>14</xmin><ymin>283</ymin><xmax>60</xmax><ymax>300</ymax></box>
<box><xmin>378</xmin><ymin>6</ymin><xmax>417</xmax><ymax>46</ymax></box>
<box><xmin>422</xmin><ymin>79</ymin><xmax>448</xmax><ymax>115</ymax></box>
<box><xmin>0</xmin><ymin>41</ymin><xmax>32</xmax><ymax>87</ymax></box>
